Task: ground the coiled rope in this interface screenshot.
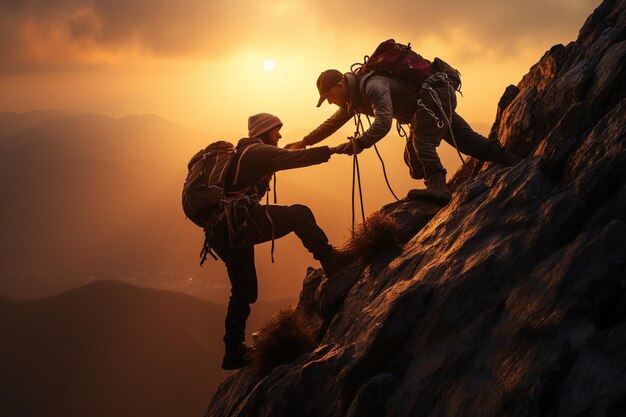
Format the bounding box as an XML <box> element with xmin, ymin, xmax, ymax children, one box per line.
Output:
<box><xmin>416</xmin><ymin>73</ymin><xmax>472</xmax><ymax>178</ymax></box>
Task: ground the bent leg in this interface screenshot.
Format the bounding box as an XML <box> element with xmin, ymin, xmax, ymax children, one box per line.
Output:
<box><xmin>404</xmin><ymin>132</ymin><xmax>426</xmax><ymax>180</ymax></box>
<box><xmin>444</xmin><ymin>113</ymin><xmax>505</xmax><ymax>162</ymax></box>
<box><xmin>255</xmin><ymin>204</ymin><xmax>332</xmax><ymax>260</ymax></box>
<box><xmin>411</xmin><ymin>118</ymin><xmax>446</xmax><ymax>178</ymax></box>
<box><xmin>410</xmin><ymin>84</ymin><xmax>456</xmax><ymax>179</ymax></box>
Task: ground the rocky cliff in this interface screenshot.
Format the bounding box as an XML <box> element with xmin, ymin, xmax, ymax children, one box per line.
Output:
<box><xmin>206</xmin><ymin>1</ymin><xmax>626</xmax><ymax>416</ymax></box>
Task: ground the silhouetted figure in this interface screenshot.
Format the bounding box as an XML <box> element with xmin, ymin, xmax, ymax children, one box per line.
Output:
<box><xmin>286</xmin><ymin>48</ymin><xmax>520</xmax><ymax>203</ymax></box>
<box><xmin>206</xmin><ymin>113</ymin><xmax>346</xmax><ymax>370</ymax></box>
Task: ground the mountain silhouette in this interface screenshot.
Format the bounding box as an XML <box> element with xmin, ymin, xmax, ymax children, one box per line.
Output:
<box><xmin>206</xmin><ymin>0</ymin><xmax>626</xmax><ymax>416</ymax></box>
<box><xmin>0</xmin><ymin>280</ymin><xmax>294</xmax><ymax>417</ymax></box>
<box><xmin>0</xmin><ymin>111</ymin><xmax>214</xmax><ymax>299</ymax></box>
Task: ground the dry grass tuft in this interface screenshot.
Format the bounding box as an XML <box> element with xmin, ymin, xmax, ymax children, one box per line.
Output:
<box><xmin>251</xmin><ymin>307</ymin><xmax>316</xmax><ymax>376</ymax></box>
<box><xmin>345</xmin><ymin>212</ymin><xmax>403</xmax><ymax>262</ymax></box>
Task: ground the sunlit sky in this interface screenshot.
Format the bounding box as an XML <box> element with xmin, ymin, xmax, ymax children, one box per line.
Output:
<box><xmin>0</xmin><ymin>0</ymin><xmax>607</xmax><ymax>302</ymax></box>
<box><xmin>0</xmin><ymin>0</ymin><xmax>601</xmax><ymax>135</ymax></box>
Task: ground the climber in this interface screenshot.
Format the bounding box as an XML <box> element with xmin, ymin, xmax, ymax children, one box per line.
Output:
<box><xmin>206</xmin><ymin>113</ymin><xmax>350</xmax><ymax>370</ymax></box>
<box><xmin>286</xmin><ymin>58</ymin><xmax>520</xmax><ymax>204</ymax></box>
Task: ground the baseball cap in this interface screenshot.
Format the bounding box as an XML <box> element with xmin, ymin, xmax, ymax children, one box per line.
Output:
<box><xmin>316</xmin><ymin>69</ymin><xmax>344</xmax><ymax>107</ymax></box>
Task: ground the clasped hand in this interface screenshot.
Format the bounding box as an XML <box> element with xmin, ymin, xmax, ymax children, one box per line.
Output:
<box><xmin>284</xmin><ymin>140</ymin><xmax>306</xmax><ymax>150</ymax></box>
<box><xmin>330</xmin><ymin>137</ymin><xmax>363</xmax><ymax>156</ymax></box>
<box><xmin>285</xmin><ymin>137</ymin><xmax>364</xmax><ymax>156</ymax></box>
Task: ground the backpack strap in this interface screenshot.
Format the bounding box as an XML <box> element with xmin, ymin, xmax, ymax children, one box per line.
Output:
<box><xmin>264</xmin><ymin>191</ymin><xmax>276</xmax><ymax>262</ymax></box>
<box><xmin>199</xmin><ymin>232</ymin><xmax>218</xmax><ymax>266</ymax></box>
<box><xmin>344</xmin><ymin>71</ymin><xmax>375</xmax><ymax>116</ymax></box>
<box><xmin>232</xmin><ymin>142</ymin><xmax>261</xmax><ymax>186</ymax></box>
<box><xmin>355</xmin><ymin>70</ymin><xmax>375</xmax><ymax>99</ymax></box>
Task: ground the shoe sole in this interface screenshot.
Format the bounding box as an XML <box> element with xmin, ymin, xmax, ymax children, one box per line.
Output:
<box><xmin>407</xmin><ymin>190</ymin><xmax>451</xmax><ymax>204</ymax></box>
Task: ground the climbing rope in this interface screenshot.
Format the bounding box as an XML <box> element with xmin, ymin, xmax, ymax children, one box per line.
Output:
<box><xmin>364</xmin><ymin>115</ymin><xmax>400</xmax><ymax>202</ymax></box>
<box><xmin>353</xmin><ymin>113</ymin><xmax>400</xmax><ymax>201</ymax></box>
<box><xmin>396</xmin><ymin>122</ymin><xmax>409</xmax><ymax>138</ymax></box>
<box><xmin>264</xmin><ymin>190</ymin><xmax>275</xmax><ymax>263</ymax></box>
<box><xmin>417</xmin><ymin>73</ymin><xmax>472</xmax><ymax>178</ymax></box>
<box><xmin>350</xmin><ymin>114</ymin><xmax>366</xmax><ymax>233</ymax></box>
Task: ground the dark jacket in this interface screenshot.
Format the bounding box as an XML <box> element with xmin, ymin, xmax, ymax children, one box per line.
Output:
<box><xmin>302</xmin><ymin>73</ymin><xmax>420</xmax><ymax>149</ymax></box>
<box><xmin>225</xmin><ymin>137</ymin><xmax>331</xmax><ymax>197</ymax></box>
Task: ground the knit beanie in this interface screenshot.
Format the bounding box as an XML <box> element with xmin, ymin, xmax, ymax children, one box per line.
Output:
<box><xmin>248</xmin><ymin>113</ymin><xmax>283</xmax><ymax>138</ymax></box>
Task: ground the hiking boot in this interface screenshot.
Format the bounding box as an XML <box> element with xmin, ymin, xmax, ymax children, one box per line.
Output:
<box><xmin>221</xmin><ymin>342</ymin><xmax>251</xmax><ymax>370</ymax></box>
<box><xmin>407</xmin><ymin>172</ymin><xmax>451</xmax><ymax>204</ymax></box>
<box><xmin>320</xmin><ymin>247</ymin><xmax>355</xmax><ymax>278</ymax></box>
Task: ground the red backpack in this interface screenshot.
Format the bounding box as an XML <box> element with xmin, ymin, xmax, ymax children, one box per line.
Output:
<box><xmin>352</xmin><ymin>39</ymin><xmax>432</xmax><ymax>85</ymax></box>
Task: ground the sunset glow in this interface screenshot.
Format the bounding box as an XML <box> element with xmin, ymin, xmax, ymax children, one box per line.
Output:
<box><xmin>0</xmin><ymin>0</ymin><xmax>603</xmax><ymax>303</ymax></box>
<box><xmin>0</xmin><ymin>0</ymin><xmax>600</xmax><ymax>134</ymax></box>
<box><xmin>0</xmin><ymin>1</ymin><xmax>621</xmax><ymax>413</ymax></box>
<box><xmin>264</xmin><ymin>59</ymin><xmax>276</xmax><ymax>71</ymax></box>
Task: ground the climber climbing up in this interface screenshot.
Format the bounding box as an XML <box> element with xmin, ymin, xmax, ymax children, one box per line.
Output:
<box><xmin>182</xmin><ymin>113</ymin><xmax>351</xmax><ymax>370</ymax></box>
<box><xmin>286</xmin><ymin>39</ymin><xmax>521</xmax><ymax>204</ymax></box>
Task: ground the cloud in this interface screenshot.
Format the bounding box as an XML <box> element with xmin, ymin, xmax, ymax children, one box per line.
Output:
<box><xmin>310</xmin><ymin>0</ymin><xmax>601</xmax><ymax>57</ymax></box>
<box><xmin>0</xmin><ymin>0</ymin><xmax>261</xmax><ymax>71</ymax></box>
<box><xmin>0</xmin><ymin>0</ymin><xmax>601</xmax><ymax>72</ymax></box>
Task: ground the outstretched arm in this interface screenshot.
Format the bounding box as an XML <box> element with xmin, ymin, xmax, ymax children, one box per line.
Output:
<box><xmin>333</xmin><ymin>77</ymin><xmax>394</xmax><ymax>155</ymax></box>
<box><xmin>238</xmin><ymin>144</ymin><xmax>333</xmax><ymax>183</ymax></box>
<box><xmin>285</xmin><ymin>108</ymin><xmax>352</xmax><ymax>149</ymax></box>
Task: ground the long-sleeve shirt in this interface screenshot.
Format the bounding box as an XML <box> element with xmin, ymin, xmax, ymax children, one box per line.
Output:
<box><xmin>302</xmin><ymin>73</ymin><xmax>420</xmax><ymax>149</ymax></box>
<box><xmin>225</xmin><ymin>137</ymin><xmax>331</xmax><ymax>197</ymax></box>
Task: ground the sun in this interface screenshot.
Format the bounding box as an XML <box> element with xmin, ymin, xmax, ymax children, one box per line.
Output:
<box><xmin>263</xmin><ymin>59</ymin><xmax>275</xmax><ymax>71</ymax></box>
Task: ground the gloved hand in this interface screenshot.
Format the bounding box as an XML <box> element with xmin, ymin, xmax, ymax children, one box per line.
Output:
<box><xmin>334</xmin><ymin>138</ymin><xmax>363</xmax><ymax>156</ymax></box>
<box><xmin>284</xmin><ymin>140</ymin><xmax>306</xmax><ymax>150</ymax></box>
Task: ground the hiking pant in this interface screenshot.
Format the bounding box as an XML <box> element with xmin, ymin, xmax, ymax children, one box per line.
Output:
<box><xmin>404</xmin><ymin>83</ymin><xmax>505</xmax><ymax>180</ymax></box>
<box><xmin>211</xmin><ymin>204</ymin><xmax>332</xmax><ymax>347</ymax></box>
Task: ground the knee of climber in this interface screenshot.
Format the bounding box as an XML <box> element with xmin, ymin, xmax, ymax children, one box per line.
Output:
<box><xmin>290</xmin><ymin>204</ymin><xmax>314</xmax><ymax>222</ymax></box>
<box><xmin>414</xmin><ymin>138</ymin><xmax>442</xmax><ymax>156</ymax></box>
<box><xmin>409</xmin><ymin>167</ymin><xmax>426</xmax><ymax>180</ymax></box>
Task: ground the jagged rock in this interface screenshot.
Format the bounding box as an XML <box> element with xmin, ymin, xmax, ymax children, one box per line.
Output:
<box><xmin>295</xmin><ymin>267</ymin><xmax>327</xmax><ymax>338</ymax></box>
<box><xmin>296</xmin><ymin>263</ymin><xmax>367</xmax><ymax>340</ymax></box>
<box><xmin>206</xmin><ymin>1</ymin><xmax>626</xmax><ymax>416</ymax></box>
<box><xmin>449</xmin><ymin>84</ymin><xmax>520</xmax><ymax>191</ymax></box>
<box><xmin>316</xmin><ymin>262</ymin><xmax>365</xmax><ymax>320</ymax></box>
<box><xmin>296</xmin><ymin>200</ymin><xmax>442</xmax><ymax>340</ymax></box>
<box><xmin>489</xmin><ymin>84</ymin><xmax>521</xmax><ymax>142</ymax></box>
<box><xmin>379</xmin><ymin>199</ymin><xmax>443</xmax><ymax>244</ymax></box>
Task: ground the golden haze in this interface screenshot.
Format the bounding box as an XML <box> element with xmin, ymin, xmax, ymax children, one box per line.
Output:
<box><xmin>0</xmin><ymin>0</ymin><xmax>600</xmax><ymax>133</ymax></box>
<box><xmin>0</xmin><ymin>0</ymin><xmax>602</xmax><ymax>301</ymax></box>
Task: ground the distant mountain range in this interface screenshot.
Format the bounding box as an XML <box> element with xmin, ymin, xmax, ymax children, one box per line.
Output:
<box><xmin>0</xmin><ymin>280</ymin><xmax>294</xmax><ymax>417</ymax></box>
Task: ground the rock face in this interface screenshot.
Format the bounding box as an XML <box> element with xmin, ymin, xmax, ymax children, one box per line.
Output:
<box><xmin>206</xmin><ymin>1</ymin><xmax>626</xmax><ymax>416</ymax></box>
